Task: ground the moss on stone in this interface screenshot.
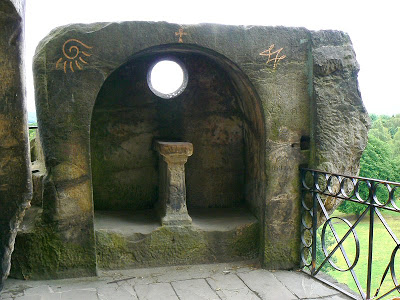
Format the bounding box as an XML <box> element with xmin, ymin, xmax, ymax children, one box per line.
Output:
<box><xmin>10</xmin><ymin>221</ymin><xmax>96</xmax><ymax>280</ymax></box>
<box><xmin>147</xmin><ymin>226</ymin><xmax>209</xmax><ymax>261</ymax></box>
<box><xmin>95</xmin><ymin>231</ymin><xmax>135</xmax><ymax>269</ymax></box>
<box><xmin>263</xmin><ymin>238</ymin><xmax>300</xmax><ymax>270</ymax></box>
<box><xmin>96</xmin><ymin>226</ymin><xmax>209</xmax><ymax>269</ymax></box>
<box><xmin>230</xmin><ymin>223</ymin><xmax>260</xmax><ymax>257</ymax></box>
<box><xmin>96</xmin><ymin>222</ymin><xmax>259</xmax><ymax>270</ymax></box>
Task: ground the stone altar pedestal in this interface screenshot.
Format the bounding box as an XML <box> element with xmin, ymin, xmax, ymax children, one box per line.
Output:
<box><xmin>154</xmin><ymin>141</ymin><xmax>193</xmax><ymax>226</ymax></box>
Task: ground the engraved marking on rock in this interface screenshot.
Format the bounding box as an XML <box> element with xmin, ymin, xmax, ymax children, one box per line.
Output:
<box><xmin>56</xmin><ymin>39</ymin><xmax>93</xmax><ymax>73</ymax></box>
<box><xmin>175</xmin><ymin>28</ymin><xmax>187</xmax><ymax>43</ymax></box>
<box><xmin>260</xmin><ymin>44</ymin><xmax>286</xmax><ymax>69</ymax></box>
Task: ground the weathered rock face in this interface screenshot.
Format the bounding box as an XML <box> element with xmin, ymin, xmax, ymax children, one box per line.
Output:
<box><xmin>9</xmin><ymin>21</ymin><xmax>369</xmax><ymax>279</ymax></box>
<box><xmin>0</xmin><ymin>0</ymin><xmax>32</xmax><ymax>291</ymax></box>
<box><xmin>311</xmin><ymin>31</ymin><xmax>370</xmax><ymax>216</ymax></box>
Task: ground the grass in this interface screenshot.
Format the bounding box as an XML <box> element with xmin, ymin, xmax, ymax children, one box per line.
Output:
<box><xmin>317</xmin><ymin>209</ymin><xmax>400</xmax><ymax>299</ymax></box>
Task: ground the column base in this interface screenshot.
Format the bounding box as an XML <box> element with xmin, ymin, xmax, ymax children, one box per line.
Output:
<box><xmin>161</xmin><ymin>213</ymin><xmax>192</xmax><ymax>226</ymax></box>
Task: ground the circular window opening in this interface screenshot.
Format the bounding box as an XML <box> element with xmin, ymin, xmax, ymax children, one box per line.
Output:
<box><xmin>147</xmin><ymin>59</ymin><xmax>188</xmax><ymax>99</ymax></box>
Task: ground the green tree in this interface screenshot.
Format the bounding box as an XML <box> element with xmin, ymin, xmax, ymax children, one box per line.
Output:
<box><xmin>381</xmin><ymin>114</ymin><xmax>400</xmax><ymax>138</ymax></box>
<box><xmin>336</xmin><ymin>196</ymin><xmax>365</xmax><ymax>217</ymax></box>
<box><xmin>369</xmin><ymin>114</ymin><xmax>378</xmax><ymax>122</ymax></box>
<box><xmin>393</xmin><ymin>130</ymin><xmax>400</xmax><ymax>159</ymax></box>
<box><xmin>359</xmin><ymin>135</ymin><xmax>396</xmax><ymax>180</ymax></box>
<box><xmin>369</xmin><ymin>119</ymin><xmax>392</xmax><ymax>143</ymax></box>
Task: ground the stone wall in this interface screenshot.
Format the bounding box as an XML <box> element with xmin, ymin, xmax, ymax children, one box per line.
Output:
<box><xmin>7</xmin><ymin>22</ymin><xmax>369</xmax><ymax>279</ymax></box>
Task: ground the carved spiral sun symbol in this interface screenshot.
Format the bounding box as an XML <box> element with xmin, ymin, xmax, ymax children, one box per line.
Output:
<box><xmin>56</xmin><ymin>39</ymin><xmax>93</xmax><ymax>73</ymax></box>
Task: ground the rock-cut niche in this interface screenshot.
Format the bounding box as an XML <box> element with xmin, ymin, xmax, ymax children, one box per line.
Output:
<box><xmin>90</xmin><ymin>50</ymin><xmax>264</xmax><ymax>225</ymax></box>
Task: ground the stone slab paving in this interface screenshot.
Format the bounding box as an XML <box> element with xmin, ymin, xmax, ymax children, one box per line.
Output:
<box><xmin>272</xmin><ymin>271</ymin><xmax>343</xmax><ymax>299</ymax></box>
<box><xmin>238</xmin><ymin>269</ymin><xmax>297</xmax><ymax>300</ymax></box>
<box><xmin>206</xmin><ymin>274</ymin><xmax>259</xmax><ymax>300</ymax></box>
<box><xmin>171</xmin><ymin>279</ymin><xmax>219</xmax><ymax>300</ymax></box>
<box><xmin>1</xmin><ymin>261</ymin><xmax>355</xmax><ymax>300</ymax></box>
<box><xmin>135</xmin><ymin>283</ymin><xmax>178</xmax><ymax>300</ymax></box>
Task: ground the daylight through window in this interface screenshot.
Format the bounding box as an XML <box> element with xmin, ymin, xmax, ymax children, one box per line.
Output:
<box><xmin>147</xmin><ymin>59</ymin><xmax>187</xmax><ymax>99</ymax></box>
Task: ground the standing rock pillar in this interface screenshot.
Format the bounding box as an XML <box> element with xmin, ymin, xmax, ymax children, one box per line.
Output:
<box><xmin>154</xmin><ymin>141</ymin><xmax>193</xmax><ymax>226</ymax></box>
<box><xmin>0</xmin><ymin>0</ymin><xmax>32</xmax><ymax>291</ymax></box>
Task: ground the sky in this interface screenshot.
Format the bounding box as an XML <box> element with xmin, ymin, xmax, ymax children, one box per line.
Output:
<box><xmin>24</xmin><ymin>0</ymin><xmax>400</xmax><ymax>116</ymax></box>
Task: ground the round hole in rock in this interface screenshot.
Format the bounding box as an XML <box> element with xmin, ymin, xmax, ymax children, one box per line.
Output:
<box><xmin>147</xmin><ymin>59</ymin><xmax>188</xmax><ymax>99</ymax></box>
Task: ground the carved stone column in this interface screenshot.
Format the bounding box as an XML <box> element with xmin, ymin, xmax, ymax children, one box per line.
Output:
<box><xmin>154</xmin><ymin>141</ymin><xmax>193</xmax><ymax>226</ymax></box>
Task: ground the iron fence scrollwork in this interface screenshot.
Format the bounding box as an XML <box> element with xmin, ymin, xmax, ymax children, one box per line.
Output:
<box><xmin>300</xmin><ymin>168</ymin><xmax>400</xmax><ymax>300</ymax></box>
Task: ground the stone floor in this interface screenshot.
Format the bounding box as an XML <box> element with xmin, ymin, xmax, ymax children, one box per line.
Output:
<box><xmin>1</xmin><ymin>261</ymin><xmax>355</xmax><ymax>300</ymax></box>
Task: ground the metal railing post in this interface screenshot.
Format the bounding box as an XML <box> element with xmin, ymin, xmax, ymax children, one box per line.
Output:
<box><xmin>366</xmin><ymin>181</ymin><xmax>375</xmax><ymax>299</ymax></box>
<box><xmin>312</xmin><ymin>188</ymin><xmax>318</xmax><ymax>275</ymax></box>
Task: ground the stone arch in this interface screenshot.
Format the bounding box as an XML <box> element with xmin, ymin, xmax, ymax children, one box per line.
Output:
<box><xmin>89</xmin><ymin>44</ymin><xmax>266</xmax><ymax>219</ymax></box>
<box><xmin>86</xmin><ymin>43</ymin><xmax>267</xmax><ymax>269</ymax></box>
<box><xmin>31</xmin><ymin>36</ymin><xmax>269</xmax><ymax>276</ymax></box>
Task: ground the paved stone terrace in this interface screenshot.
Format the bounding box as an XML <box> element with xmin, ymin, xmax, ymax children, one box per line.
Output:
<box><xmin>1</xmin><ymin>261</ymin><xmax>354</xmax><ymax>300</ymax></box>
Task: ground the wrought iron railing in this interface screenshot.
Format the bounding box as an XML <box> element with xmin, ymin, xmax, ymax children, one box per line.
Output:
<box><xmin>300</xmin><ymin>168</ymin><xmax>400</xmax><ymax>300</ymax></box>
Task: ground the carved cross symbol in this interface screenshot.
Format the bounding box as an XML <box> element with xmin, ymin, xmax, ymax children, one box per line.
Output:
<box><xmin>260</xmin><ymin>44</ymin><xmax>286</xmax><ymax>69</ymax></box>
<box><xmin>175</xmin><ymin>28</ymin><xmax>187</xmax><ymax>43</ymax></box>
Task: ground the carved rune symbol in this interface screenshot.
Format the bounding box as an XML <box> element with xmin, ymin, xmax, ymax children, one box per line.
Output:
<box><xmin>175</xmin><ymin>28</ymin><xmax>187</xmax><ymax>43</ymax></box>
<box><xmin>56</xmin><ymin>39</ymin><xmax>93</xmax><ymax>73</ymax></box>
<box><xmin>259</xmin><ymin>44</ymin><xmax>286</xmax><ymax>69</ymax></box>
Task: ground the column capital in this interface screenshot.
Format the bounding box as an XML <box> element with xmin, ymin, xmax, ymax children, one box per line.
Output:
<box><xmin>154</xmin><ymin>141</ymin><xmax>193</xmax><ymax>157</ymax></box>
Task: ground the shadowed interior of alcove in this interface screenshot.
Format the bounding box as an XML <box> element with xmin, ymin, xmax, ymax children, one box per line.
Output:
<box><xmin>91</xmin><ymin>52</ymin><xmax>249</xmax><ymax>212</ymax></box>
<box><xmin>90</xmin><ymin>49</ymin><xmax>265</xmax><ymax>268</ymax></box>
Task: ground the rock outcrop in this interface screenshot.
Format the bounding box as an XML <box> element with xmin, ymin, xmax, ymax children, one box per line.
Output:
<box><xmin>0</xmin><ymin>0</ymin><xmax>32</xmax><ymax>291</ymax></box>
<box><xmin>311</xmin><ymin>30</ymin><xmax>371</xmax><ymax>216</ymax></box>
<box><xmin>6</xmin><ymin>22</ymin><xmax>369</xmax><ymax>279</ymax></box>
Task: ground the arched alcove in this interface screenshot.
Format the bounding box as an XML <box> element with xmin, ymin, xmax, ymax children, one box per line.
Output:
<box><xmin>90</xmin><ymin>44</ymin><xmax>265</xmax><ymax>268</ymax></box>
<box><xmin>91</xmin><ymin>45</ymin><xmax>265</xmax><ymax>211</ymax></box>
<box><xmin>91</xmin><ymin>53</ymin><xmax>250</xmax><ymax>211</ymax></box>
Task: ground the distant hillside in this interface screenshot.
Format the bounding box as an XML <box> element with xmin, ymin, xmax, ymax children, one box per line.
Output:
<box><xmin>28</xmin><ymin>111</ymin><xmax>37</xmax><ymax>124</ymax></box>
